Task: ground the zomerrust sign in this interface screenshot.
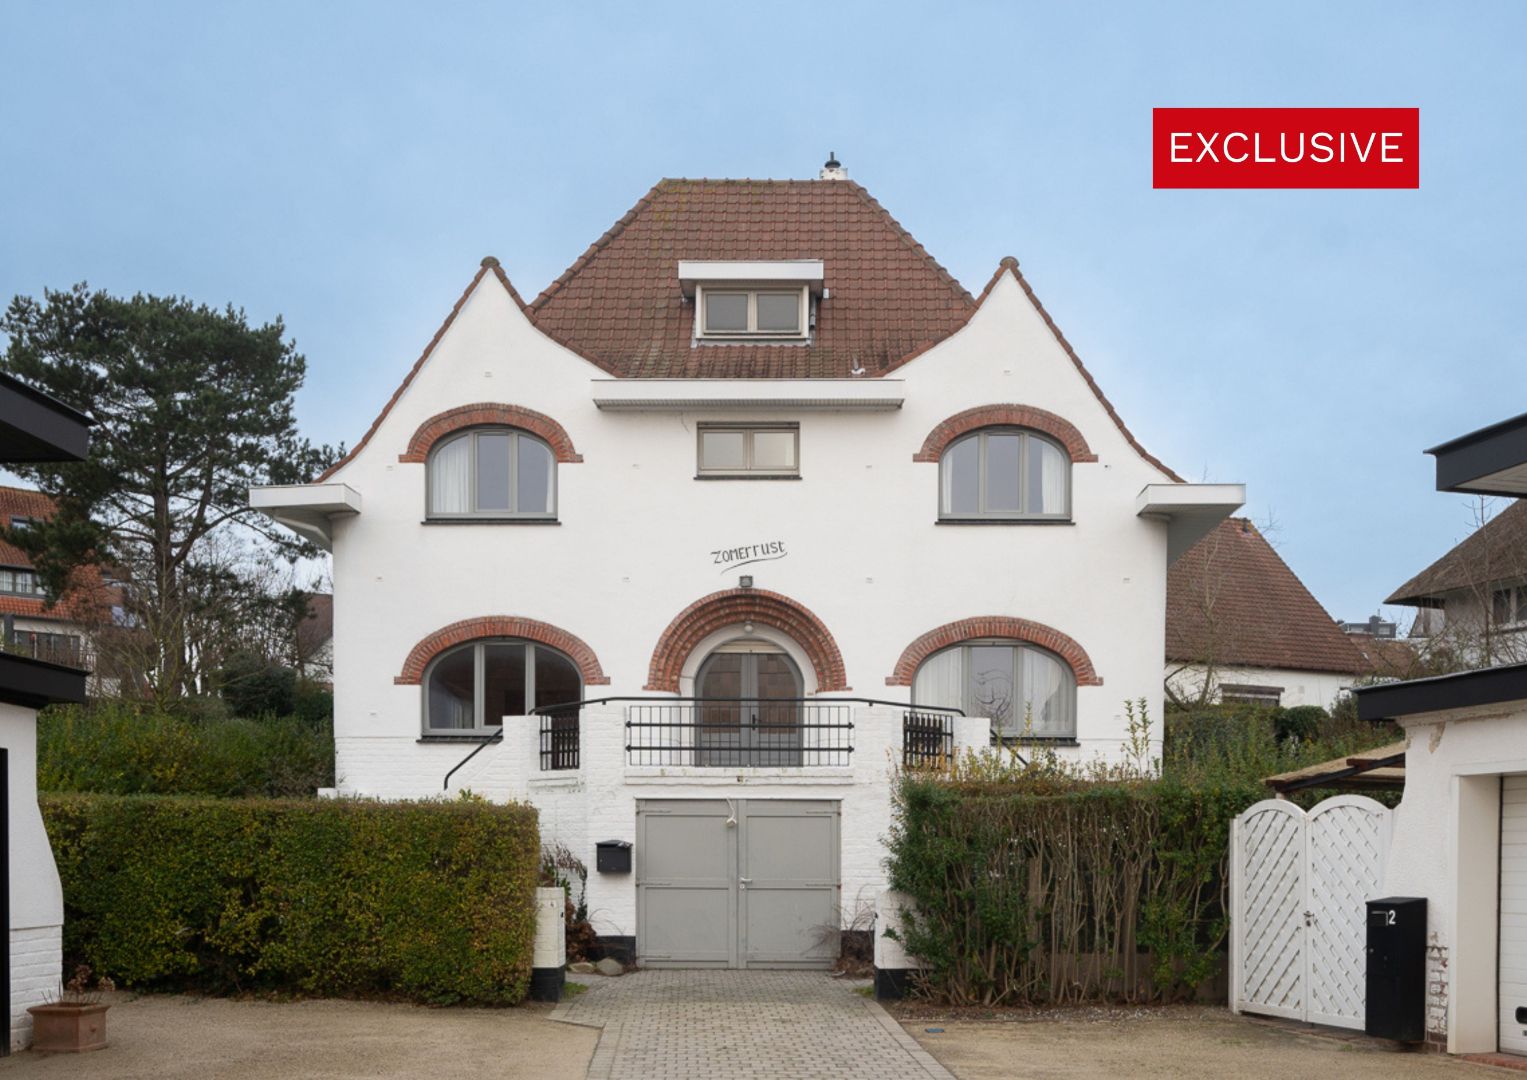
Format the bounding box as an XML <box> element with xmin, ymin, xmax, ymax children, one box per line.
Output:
<box><xmin>712</xmin><ymin>539</ymin><xmax>788</xmax><ymax>573</ymax></box>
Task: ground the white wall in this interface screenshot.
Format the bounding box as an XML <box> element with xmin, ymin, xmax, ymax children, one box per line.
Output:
<box><xmin>1165</xmin><ymin>663</ymin><xmax>1355</xmax><ymax>711</ymax></box>
<box><xmin>1383</xmin><ymin>703</ymin><xmax>1527</xmax><ymax>1053</ymax></box>
<box><xmin>1</xmin><ymin>702</ymin><xmax>63</xmax><ymax>1050</ymax></box>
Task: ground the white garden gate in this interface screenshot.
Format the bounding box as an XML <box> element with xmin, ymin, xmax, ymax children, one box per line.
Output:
<box><xmin>1229</xmin><ymin>796</ymin><xmax>1393</xmax><ymax>1030</ymax></box>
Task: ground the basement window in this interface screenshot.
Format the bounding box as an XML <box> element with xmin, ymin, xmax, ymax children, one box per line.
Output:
<box><xmin>697</xmin><ymin>285</ymin><xmax>809</xmax><ymax>339</ymax></box>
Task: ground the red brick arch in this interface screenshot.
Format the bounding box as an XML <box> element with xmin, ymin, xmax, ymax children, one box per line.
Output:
<box><xmin>399</xmin><ymin>403</ymin><xmax>583</xmax><ymax>464</ymax></box>
<box><xmin>395</xmin><ymin>616</ymin><xmax>609</xmax><ymax>686</ymax></box>
<box><xmin>645</xmin><ymin>589</ymin><xmax>849</xmax><ymax>693</ymax></box>
<box><xmin>886</xmin><ymin>616</ymin><xmax>1102</xmax><ymax>687</ymax></box>
<box><xmin>913</xmin><ymin>404</ymin><xmax>1097</xmax><ymax>464</ymax></box>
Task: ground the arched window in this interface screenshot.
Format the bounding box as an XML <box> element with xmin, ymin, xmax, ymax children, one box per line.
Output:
<box><xmin>424</xmin><ymin>639</ymin><xmax>581</xmax><ymax>733</ymax></box>
<box><xmin>939</xmin><ymin>429</ymin><xmax>1069</xmax><ymax>520</ymax></box>
<box><xmin>428</xmin><ymin>428</ymin><xmax>556</xmax><ymax>519</ymax></box>
<box><xmin>912</xmin><ymin>640</ymin><xmax>1076</xmax><ymax>740</ymax></box>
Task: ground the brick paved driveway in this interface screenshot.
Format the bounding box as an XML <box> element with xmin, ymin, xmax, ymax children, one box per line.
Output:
<box><xmin>551</xmin><ymin>971</ymin><xmax>954</xmax><ymax>1080</ymax></box>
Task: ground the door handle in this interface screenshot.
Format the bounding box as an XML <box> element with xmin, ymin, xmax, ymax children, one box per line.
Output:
<box><xmin>739</xmin><ymin>877</ymin><xmax>753</xmax><ymax>889</ymax></box>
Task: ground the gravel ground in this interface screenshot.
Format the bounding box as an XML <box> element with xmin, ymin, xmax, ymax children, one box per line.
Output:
<box><xmin>899</xmin><ymin>1005</ymin><xmax>1514</xmax><ymax>1078</ymax></box>
<box><xmin>1</xmin><ymin>993</ymin><xmax>597</xmax><ymax>1079</ymax></box>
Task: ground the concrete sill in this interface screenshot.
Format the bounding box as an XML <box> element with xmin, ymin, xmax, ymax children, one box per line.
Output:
<box><xmin>420</xmin><ymin>518</ymin><xmax>560</xmax><ymax>526</ymax></box>
<box><xmin>693</xmin><ymin>474</ymin><xmax>803</xmax><ymax>481</ymax></box>
<box><xmin>417</xmin><ymin>735</ymin><xmax>502</xmax><ymax>744</ymax></box>
<box><xmin>529</xmin><ymin>774</ymin><xmax>584</xmax><ymax>789</ymax></box>
<box><xmin>936</xmin><ymin>518</ymin><xmax>1074</xmax><ymax>526</ymax></box>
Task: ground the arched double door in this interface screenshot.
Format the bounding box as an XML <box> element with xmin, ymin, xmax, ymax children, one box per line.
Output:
<box><xmin>694</xmin><ymin>642</ymin><xmax>803</xmax><ymax>767</ymax></box>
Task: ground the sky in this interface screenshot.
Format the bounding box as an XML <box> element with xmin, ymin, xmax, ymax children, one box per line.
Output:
<box><xmin>2</xmin><ymin>1</ymin><xmax>1524</xmax><ymax>624</ymax></box>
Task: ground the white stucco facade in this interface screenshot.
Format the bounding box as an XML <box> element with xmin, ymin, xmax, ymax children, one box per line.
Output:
<box><xmin>1165</xmin><ymin>663</ymin><xmax>1356</xmax><ymax>710</ymax></box>
<box><xmin>259</xmin><ymin>255</ymin><xmax>1240</xmax><ymax>956</ymax></box>
<box><xmin>2</xmin><ymin>702</ymin><xmax>63</xmax><ymax>1050</ymax></box>
<box><xmin>1381</xmin><ymin>701</ymin><xmax>1527</xmax><ymax>1053</ymax></box>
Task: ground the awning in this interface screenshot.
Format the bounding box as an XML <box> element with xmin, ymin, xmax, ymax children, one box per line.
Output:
<box><xmin>591</xmin><ymin>379</ymin><xmax>905</xmax><ymax>411</ymax></box>
<box><xmin>248</xmin><ymin>483</ymin><xmax>362</xmax><ymax>551</ymax></box>
<box><xmin>1136</xmin><ymin>483</ymin><xmax>1247</xmax><ymax>562</ymax></box>
<box><xmin>1263</xmin><ymin>740</ymin><xmax>1407</xmax><ymax>795</ymax></box>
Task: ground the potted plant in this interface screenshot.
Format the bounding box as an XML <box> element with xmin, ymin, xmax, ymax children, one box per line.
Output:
<box><xmin>27</xmin><ymin>964</ymin><xmax>114</xmax><ymax>1053</ymax></box>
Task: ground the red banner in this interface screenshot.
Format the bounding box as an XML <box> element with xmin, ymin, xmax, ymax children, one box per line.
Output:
<box><xmin>1153</xmin><ymin>108</ymin><xmax>1419</xmax><ymax>189</ymax></box>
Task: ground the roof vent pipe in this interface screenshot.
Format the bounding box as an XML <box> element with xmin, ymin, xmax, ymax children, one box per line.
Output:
<box><xmin>819</xmin><ymin>152</ymin><xmax>848</xmax><ymax>181</ymax></box>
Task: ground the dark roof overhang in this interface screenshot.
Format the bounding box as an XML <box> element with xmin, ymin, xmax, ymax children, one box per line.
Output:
<box><xmin>1426</xmin><ymin>410</ymin><xmax>1527</xmax><ymax>498</ymax></box>
<box><xmin>0</xmin><ymin>651</ymin><xmax>87</xmax><ymax>710</ymax></box>
<box><xmin>0</xmin><ymin>372</ymin><xmax>93</xmax><ymax>462</ymax></box>
<box><xmin>1354</xmin><ymin>660</ymin><xmax>1527</xmax><ymax>722</ymax></box>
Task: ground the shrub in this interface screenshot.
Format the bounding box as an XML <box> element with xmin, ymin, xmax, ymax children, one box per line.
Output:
<box><xmin>292</xmin><ymin>680</ymin><xmax>334</xmax><ymax>724</ymax></box>
<box><xmin>1163</xmin><ymin>702</ymin><xmax>1398</xmax><ymax>788</ymax></box>
<box><xmin>42</xmin><ymin>792</ymin><xmax>540</xmax><ymax>1005</ymax></box>
<box><xmin>886</xmin><ymin>771</ymin><xmax>1262</xmax><ymax>1006</ymax></box>
<box><xmin>217</xmin><ymin>651</ymin><xmax>298</xmax><ymax>717</ymax></box>
<box><xmin>37</xmin><ymin>702</ymin><xmax>333</xmax><ymax>798</ymax></box>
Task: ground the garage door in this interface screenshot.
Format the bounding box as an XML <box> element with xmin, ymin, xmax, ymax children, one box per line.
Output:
<box><xmin>1502</xmin><ymin>775</ymin><xmax>1527</xmax><ymax>1055</ymax></box>
<box><xmin>636</xmin><ymin>799</ymin><xmax>840</xmax><ymax>968</ymax></box>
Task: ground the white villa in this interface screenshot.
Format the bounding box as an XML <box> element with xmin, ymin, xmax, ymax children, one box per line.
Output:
<box><xmin>252</xmin><ymin>160</ymin><xmax>1243</xmax><ymax>968</ymax></box>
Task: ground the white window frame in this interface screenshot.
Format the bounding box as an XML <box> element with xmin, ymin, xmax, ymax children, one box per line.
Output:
<box><xmin>422</xmin><ymin>639</ymin><xmax>581</xmax><ymax>735</ymax></box>
<box><xmin>938</xmin><ymin>428</ymin><xmax>1072</xmax><ymax>521</ymax></box>
<box><xmin>0</xmin><ymin>566</ymin><xmax>44</xmax><ymax>596</ymax></box>
<box><xmin>912</xmin><ymin>639</ymin><xmax>1078</xmax><ymax>742</ymax></box>
<box><xmin>695</xmin><ymin>284</ymin><xmax>810</xmax><ymax>340</ymax></box>
<box><xmin>425</xmin><ymin>427</ymin><xmax>558</xmax><ymax>520</ymax></box>
<box><xmin>1493</xmin><ymin>584</ymin><xmax>1527</xmax><ymax>630</ymax></box>
<box><xmin>696</xmin><ymin>423</ymin><xmax>801</xmax><ymax>477</ymax></box>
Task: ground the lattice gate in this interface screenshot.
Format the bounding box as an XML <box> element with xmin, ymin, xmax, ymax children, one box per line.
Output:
<box><xmin>1229</xmin><ymin>796</ymin><xmax>1392</xmax><ymax>1030</ymax></box>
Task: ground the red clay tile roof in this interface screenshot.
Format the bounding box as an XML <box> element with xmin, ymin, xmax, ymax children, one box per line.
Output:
<box><xmin>1167</xmin><ymin>518</ymin><xmax>1367</xmax><ymax>676</ymax></box>
<box><xmin>527</xmin><ymin>179</ymin><xmax>976</xmax><ymax>379</ymax></box>
<box><xmin>321</xmin><ymin>177</ymin><xmax>1181</xmax><ymax>483</ymax></box>
<box><xmin>298</xmin><ymin>592</ymin><xmax>333</xmax><ymax>654</ymax></box>
<box><xmin>1386</xmin><ymin>498</ymin><xmax>1527</xmax><ymax>607</ymax></box>
<box><xmin>0</xmin><ymin>485</ymin><xmax>114</xmax><ymax>623</ymax></box>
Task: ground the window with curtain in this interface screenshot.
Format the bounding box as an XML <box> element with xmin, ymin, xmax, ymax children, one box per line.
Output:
<box><xmin>912</xmin><ymin>640</ymin><xmax>1076</xmax><ymax>740</ymax></box>
<box><xmin>939</xmin><ymin>428</ymin><xmax>1070</xmax><ymax>520</ymax></box>
<box><xmin>427</xmin><ymin>429</ymin><xmax>556</xmax><ymax>518</ymax></box>
<box><xmin>423</xmin><ymin>639</ymin><xmax>581</xmax><ymax>734</ymax></box>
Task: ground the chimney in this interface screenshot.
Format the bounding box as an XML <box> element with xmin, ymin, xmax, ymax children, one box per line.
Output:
<box><xmin>819</xmin><ymin>151</ymin><xmax>848</xmax><ymax>181</ymax></box>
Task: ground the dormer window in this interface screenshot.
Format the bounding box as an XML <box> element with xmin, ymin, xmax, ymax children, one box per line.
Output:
<box><xmin>698</xmin><ymin>285</ymin><xmax>808</xmax><ymax>339</ymax></box>
<box><xmin>678</xmin><ymin>261</ymin><xmax>823</xmax><ymax>344</ymax></box>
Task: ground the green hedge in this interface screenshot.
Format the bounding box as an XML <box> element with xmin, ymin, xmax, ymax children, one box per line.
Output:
<box><xmin>37</xmin><ymin>703</ymin><xmax>333</xmax><ymax>798</ymax></box>
<box><xmin>887</xmin><ymin>774</ymin><xmax>1263</xmax><ymax>1006</ymax></box>
<box><xmin>42</xmin><ymin>793</ymin><xmax>540</xmax><ymax>1005</ymax></box>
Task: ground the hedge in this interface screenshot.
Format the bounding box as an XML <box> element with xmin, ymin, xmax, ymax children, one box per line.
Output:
<box><xmin>42</xmin><ymin>793</ymin><xmax>540</xmax><ymax>1005</ymax></box>
<box><xmin>886</xmin><ymin>774</ymin><xmax>1264</xmax><ymax>1006</ymax></box>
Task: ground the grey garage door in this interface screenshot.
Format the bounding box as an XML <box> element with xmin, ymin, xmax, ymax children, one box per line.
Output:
<box><xmin>636</xmin><ymin>799</ymin><xmax>840</xmax><ymax>968</ymax></box>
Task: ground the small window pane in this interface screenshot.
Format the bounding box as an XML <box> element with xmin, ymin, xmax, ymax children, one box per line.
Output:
<box><xmin>1496</xmin><ymin>589</ymin><xmax>1516</xmax><ymax>625</ymax></box>
<box><xmin>752</xmin><ymin>430</ymin><xmax>797</xmax><ymax>470</ymax></box>
<box><xmin>705</xmin><ymin>292</ymin><xmax>748</xmax><ymax>333</ymax></box>
<box><xmin>943</xmin><ymin>436</ymin><xmax>980</xmax><ymax>515</ymax></box>
<box><xmin>482</xmin><ymin>643</ymin><xmax>527</xmax><ymax>725</ymax></box>
<box><xmin>427</xmin><ymin>647</ymin><xmax>476</xmax><ymax>730</ymax></box>
<box><xmin>430</xmin><ymin>435</ymin><xmax>472</xmax><ymax>514</ymax></box>
<box><xmin>534</xmin><ymin>646</ymin><xmax>582</xmax><ymax>712</ymax></box>
<box><xmin>701</xmin><ymin>431</ymin><xmax>747</xmax><ymax>471</ymax></box>
<box><xmin>985</xmin><ymin>434</ymin><xmax>1022</xmax><ymax>512</ymax></box>
<box><xmin>475</xmin><ymin>433</ymin><xmax>511</xmax><ymax>511</ymax></box>
<box><xmin>755</xmin><ymin>292</ymin><xmax>801</xmax><ymax>333</ymax></box>
<box><xmin>516</xmin><ymin>436</ymin><xmax>553</xmax><ymax>513</ymax></box>
<box><xmin>969</xmin><ymin>645</ymin><xmax>1016</xmax><ymax>732</ymax></box>
<box><xmin>1021</xmin><ymin>648</ymin><xmax>1073</xmax><ymax>737</ymax></box>
<box><xmin>1028</xmin><ymin>437</ymin><xmax>1068</xmax><ymax>515</ymax></box>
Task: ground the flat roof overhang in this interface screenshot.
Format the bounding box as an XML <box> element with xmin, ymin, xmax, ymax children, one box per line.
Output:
<box><xmin>248</xmin><ymin>483</ymin><xmax>362</xmax><ymax>551</ymax></box>
<box><xmin>1136</xmin><ymin>483</ymin><xmax>1247</xmax><ymax>562</ymax></box>
<box><xmin>0</xmin><ymin>651</ymin><xmax>87</xmax><ymax>710</ymax></box>
<box><xmin>677</xmin><ymin>260</ymin><xmax>825</xmax><ymax>297</ymax></box>
<box><xmin>591</xmin><ymin>378</ymin><xmax>904</xmax><ymax>411</ymax></box>
<box><xmin>1354</xmin><ymin>660</ymin><xmax>1527</xmax><ymax>722</ymax></box>
<box><xmin>0</xmin><ymin>372</ymin><xmax>92</xmax><ymax>462</ymax></box>
<box><xmin>1426</xmin><ymin>410</ymin><xmax>1527</xmax><ymax>497</ymax></box>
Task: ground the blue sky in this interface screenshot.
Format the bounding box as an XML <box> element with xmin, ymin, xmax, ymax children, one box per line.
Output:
<box><xmin>3</xmin><ymin>1</ymin><xmax>1523</xmax><ymax>622</ymax></box>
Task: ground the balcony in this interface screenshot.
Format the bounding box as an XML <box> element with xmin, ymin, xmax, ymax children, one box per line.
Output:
<box><xmin>625</xmin><ymin>700</ymin><xmax>856</xmax><ymax>768</ymax></box>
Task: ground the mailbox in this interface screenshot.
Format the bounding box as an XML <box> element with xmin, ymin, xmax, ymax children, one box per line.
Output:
<box><xmin>596</xmin><ymin>839</ymin><xmax>632</xmax><ymax>874</ymax></box>
<box><xmin>1365</xmin><ymin>896</ymin><xmax>1426</xmax><ymax>1042</ymax></box>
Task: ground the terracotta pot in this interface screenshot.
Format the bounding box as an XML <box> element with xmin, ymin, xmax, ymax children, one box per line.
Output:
<box><xmin>26</xmin><ymin>1002</ymin><xmax>109</xmax><ymax>1053</ymax></box>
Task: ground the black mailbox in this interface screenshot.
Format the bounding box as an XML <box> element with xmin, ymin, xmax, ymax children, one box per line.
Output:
<box><xmin>596</xmin><ymin>840</ymin><xmax>632</xmax><ymax>874</ymax></box>
<box><xmin>1365</xmin><ymin>896</ymin><xmax>1426</xmax><ymax>1042</ymax></box>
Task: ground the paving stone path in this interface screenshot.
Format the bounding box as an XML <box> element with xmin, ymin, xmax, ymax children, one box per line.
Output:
<box><xmin>552</xmin><ymin>970</ymin><xmax>955</xmax><ymax>1080</ymax></box>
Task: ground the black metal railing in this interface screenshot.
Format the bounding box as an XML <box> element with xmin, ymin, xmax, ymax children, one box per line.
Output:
<box><xmin>902</xmin><ymin>710</ymin><xmax>955</xmax><ymax>769</ymax></box>
<box><xmin>625</xmin><ymin>699</ymin><xmax>854</xmax><ymax>767</ymax></box>
<box><xmin>540</xmin><ymin>708</ymin><xmax>580</xmax><ymax>771</ymax></box>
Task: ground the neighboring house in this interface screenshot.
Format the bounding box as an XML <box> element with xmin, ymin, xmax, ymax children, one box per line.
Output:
<box><xmin>1386</xmin><ymin>496</ymin><xmax>1527</xmax><ymax>668</ymax></box>
<box><xmin>252</xmin><ymin>160</ymin><xmax>1244</xmax><ymax>968</ymax></box>
<box><xmin>296</xmin><ymin>592</ymin><xmax>332</xmax><ymax>686</ymax></box>
<box><xmin>1165</xmin><ymin>518</ymin><xmax>1367</xmax><ymax>710</ymax></box>
<box><xmin>0</xmin><ymin>486</ymin><xmax>113</xmax><ymax>675</ymax></box>
<box><xmin>0</xmin><ymin>373</ymin><xmax>91</xmax><ymax>1053</ymax></box>
<box><xmin>1355</xmin><ymin>408</ymin><xmax>1527</xmax><ymax>1057</ymax></box>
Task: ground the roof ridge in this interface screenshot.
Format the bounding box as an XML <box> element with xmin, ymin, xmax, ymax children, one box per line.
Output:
<box><xmin>527</xmin><ymin>181</ymin><xmax>666</xmax><ymax>313</ymax></box>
